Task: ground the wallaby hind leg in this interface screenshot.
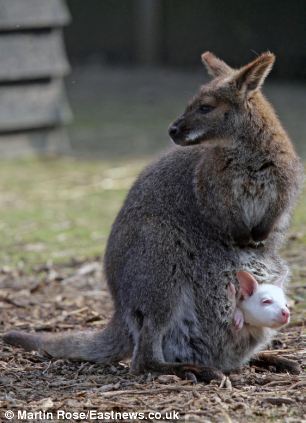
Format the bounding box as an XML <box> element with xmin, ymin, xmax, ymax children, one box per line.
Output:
<box><xmin>249</xmin><ymin>352</ymin><xmax>300</xmax><ymax>375</ymax></box>
<box><xmin>130</xmin><ymin>319</ymin><xmax>224</xmax><ymax>383</ymax></box>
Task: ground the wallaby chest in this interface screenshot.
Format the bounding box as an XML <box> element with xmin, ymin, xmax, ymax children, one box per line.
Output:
<box><xmin>234</xmin><ymin>170</ymin><xmax>276</xmax><ymax>227</ymax></box>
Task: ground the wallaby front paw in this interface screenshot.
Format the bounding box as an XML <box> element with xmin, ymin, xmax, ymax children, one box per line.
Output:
<box><xmin>227</xmin><ymin>282</ymin><xmax>236</xmax><ymax>300</ymax></box>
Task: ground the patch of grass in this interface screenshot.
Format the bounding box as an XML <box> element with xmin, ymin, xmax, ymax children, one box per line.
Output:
<box><xmin>0</xmin><ymin>158</ymin><xmax>305</xmax><ymax>269</ymax></box>
<box><xmin>285</xmin><ymin>171</ymin><xmax>306</xmax><ymax>262</ymax></box>
<box><xmin>0</xmin><ymin>158</ymin><xmax>147</xmax><ymax>268</ymax></box>
<box><xmin>291</xmin><ymin>187</ymin><xmax>306</xmax><ymax>237</ymax></box>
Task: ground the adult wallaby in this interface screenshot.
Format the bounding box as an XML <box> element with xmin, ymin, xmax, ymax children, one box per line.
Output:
<box><xmin>4</xmin><ymin>52</ymin><xmax>303</xmax><ymax>382</ymax></box>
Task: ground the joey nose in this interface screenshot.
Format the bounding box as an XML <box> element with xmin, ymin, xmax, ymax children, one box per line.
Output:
<box><xmin>281</xmin><ymin>308</ymin><xmax>290</xmax><ymax>323</ymax></box>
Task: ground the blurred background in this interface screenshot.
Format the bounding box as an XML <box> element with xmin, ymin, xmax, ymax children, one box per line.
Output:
<box><xmin>0</xmin><ymin>0</ymin><xmax>305</xmax><ymax>268</ymax></box>
<box><xmin>64</xmin><ymin>0</ymin><xmax>306</xmax><ymax>159</ymax></box>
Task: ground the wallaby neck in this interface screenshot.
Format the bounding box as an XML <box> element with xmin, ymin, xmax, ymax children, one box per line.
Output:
<box><xmin>235</xmin><ymin>92</ymin><xmax>292</xmax><ymax>156</ymax></box>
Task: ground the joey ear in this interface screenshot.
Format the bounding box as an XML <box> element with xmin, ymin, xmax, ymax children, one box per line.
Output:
<box><xmin>201</xmin><ymin>51</ymin><xmax>233</xmax><ymax>78</ymax></box>
<box><xmin>234</xmin><ymin>52</ymin><xmax>275</xmax><ymax>95</ymax></box>
<box><xmin>236</xmin><ymin>271</ymin><xmax>258</xmax><ymax>297</ymax></box>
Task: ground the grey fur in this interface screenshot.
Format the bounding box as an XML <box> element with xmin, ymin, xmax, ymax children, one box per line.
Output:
<box><xmin>3</xmin><ymin>52</ymin><xmax>303</xmax><ymax>379</ymax></box>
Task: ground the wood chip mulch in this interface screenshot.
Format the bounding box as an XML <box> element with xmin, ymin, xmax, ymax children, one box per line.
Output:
<box><xmin>0</xmin><ymin>254</ymin><xmax>305</xmax><ymax>423</ymax></box>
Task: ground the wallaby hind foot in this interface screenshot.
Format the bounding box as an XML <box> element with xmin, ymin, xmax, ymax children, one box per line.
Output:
<box><xmin>132</xmin><ymin>361</ymin><xmax>224</xmax><ymax>384</ymax></box>
<box><xmin>249</xmin><ymin>352</ymin><xmax>300</xmax><ymax>375</ymax></box>
<box><xmin>130</xmin><ymin>318</ymin><xmax>224</xmax><ymax>383</ymax></box>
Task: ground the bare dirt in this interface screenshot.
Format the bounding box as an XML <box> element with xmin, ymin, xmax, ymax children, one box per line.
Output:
<box><xmin>0</xmin><ymin>243</ymin><xmax>305</xmax><ymax>423</ymax></box>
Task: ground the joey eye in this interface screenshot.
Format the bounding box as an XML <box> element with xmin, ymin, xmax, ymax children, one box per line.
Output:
<box><xmin>198</xmin><ymin>105</ymin><xmax>214</xmax><ymax>114</ymax></box>
<box><xmin>261</xmin><ymin>299</ymin><xmax>273</xmax><ymax>305</ymax></box>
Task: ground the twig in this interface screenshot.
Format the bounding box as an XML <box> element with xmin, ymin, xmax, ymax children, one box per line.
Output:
<box><xmin>288</xmin><ymin>381</ymin><xmax>306</xmax><ymax>390</ymax></box>
<box><xmin>262</xmin><ymin>397</ymin><xmax>295</xmax><ymax>405</ymax></box>
<box><xmin>99</xmin><ymin>385</ymin><xmax>208</xmax><ymax>397</ymax></box>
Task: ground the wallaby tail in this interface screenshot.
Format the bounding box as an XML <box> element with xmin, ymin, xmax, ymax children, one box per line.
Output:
<box><xmin>3</xmin><ymin>316</ymin><xmax>132</xmax><ymax>364</ymax></box>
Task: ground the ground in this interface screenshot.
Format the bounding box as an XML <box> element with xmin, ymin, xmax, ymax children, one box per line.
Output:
<box><xmin>0</xmin><ymin>158</ymin><xmax>305</xmax><ymax>423</ymax></box>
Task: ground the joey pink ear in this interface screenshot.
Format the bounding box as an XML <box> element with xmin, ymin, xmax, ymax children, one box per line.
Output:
<box><xmin>236</xmin><ymin>271</ymin><xmax>258</xmax><ymax>297</ymax></box>
<box><xmin>233</xmin><ymin>52</ymin><xmax>275</xmax><ymax>94</ymax></box>
<box><xmin>201</xmin><ymin>51</ymin><xmax>233</xmax><ymax>78</ymax></box>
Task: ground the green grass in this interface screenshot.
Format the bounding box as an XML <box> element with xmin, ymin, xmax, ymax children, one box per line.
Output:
<box><xmin>0</xmin><ymin>158</ymin><xmax>305</xmax><ymax>269</ymax></box>
<box><xmin>0</xmin><ymin>158</ymin><xmax>147</xmax><ymax>268</ymax></box>
<box><xmin>291</xmin><ymin>187</ymin><xmax>306</xmax><ymax>244</ymax></box>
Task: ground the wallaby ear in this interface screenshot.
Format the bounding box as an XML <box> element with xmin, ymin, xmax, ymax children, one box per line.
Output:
<box><xmin>236</xmin><ymin>271</ymin><xmax>258</xmax><ymax>298</ymax></box>
<box><xmin>201</xmin><ymin>51</ymin><xmax>233</xmax><ymax>78</ymax></box>
<box><xmin>234</xmin><ymin>52</ymin><xmax>275</xmax><ymax>94</ymax></box>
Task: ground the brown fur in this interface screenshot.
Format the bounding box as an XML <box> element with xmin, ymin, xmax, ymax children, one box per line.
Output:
<box><xmin>3</xmin><ymin>52</ymin><xmax>303</xmax><ymax>382</ymax></box>
<box><xmin>170</xmin><ymin>52</ymin><xmax>302</xmax><ymax>247</ymax></box>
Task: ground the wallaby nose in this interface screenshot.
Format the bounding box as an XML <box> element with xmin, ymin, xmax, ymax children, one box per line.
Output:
<box><xmin>281</xmin><ymin>308</ymin><xmax>290</xmax><ymax>323</ymax></box>
<box><xmin>168</xmin><ymin>124</ymin><xmax>179</xmax><ymax>138</ymax></box>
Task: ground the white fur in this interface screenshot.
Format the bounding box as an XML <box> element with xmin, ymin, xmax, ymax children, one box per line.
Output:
<box><xmin>232</xmin><ymin>178</ymin><xmax>277</xmax><ymax>228</ymax></box>
<box><xmin>239</xmin><ymin>283</ymin><xmax>289</xmax><ymax>329</ymax></box>
<box><xmin>185</xmin><ymin>130</ymin><xmax>205</xmax><ymax>142</ymax></box>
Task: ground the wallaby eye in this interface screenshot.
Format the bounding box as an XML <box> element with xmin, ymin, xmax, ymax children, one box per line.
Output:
<box><xmin>261</xmin><ymin>299</ymin><xmax>273</xmax><ymax>305</ymax></box>
<box><xmin>198</xmin><ymin>105</ymin><xmax>215</xmax><ymax>114</ymax></box>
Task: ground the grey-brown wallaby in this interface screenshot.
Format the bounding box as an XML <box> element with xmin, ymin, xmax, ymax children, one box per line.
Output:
<box><xmin>4</xmin><ymin>52</ymin><xmax>303</xmax><ymax>382</ymax></box>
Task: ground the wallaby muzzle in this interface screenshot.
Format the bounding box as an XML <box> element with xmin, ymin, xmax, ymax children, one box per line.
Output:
<box><xmin>168</xmin><ymin>116</ymin><xmax>188</xmax><ymax>145</ymax></box>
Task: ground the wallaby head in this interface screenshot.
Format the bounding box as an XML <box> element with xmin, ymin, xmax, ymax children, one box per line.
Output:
<box><xmin>168</xmin><ymin>51</ymin><xmax>276</xmax><ymax>146</ymax></box>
